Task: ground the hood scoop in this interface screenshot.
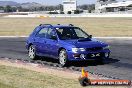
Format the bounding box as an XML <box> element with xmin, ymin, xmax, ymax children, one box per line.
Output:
<box><xmin>77</xmin><ymin>38</ymin><xmax>92</xmax><ymax>42</ymax></box>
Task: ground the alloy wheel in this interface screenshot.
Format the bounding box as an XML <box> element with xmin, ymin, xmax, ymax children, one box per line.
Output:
<box><xmin>29</xmin><ymin>45</ymin><xmax>35</xmax><ymax>60</ymax></box>
<box><xmin>59</xmin><ymin>49</ymin><xmax>67</xmax><ymax>66</ymax></box>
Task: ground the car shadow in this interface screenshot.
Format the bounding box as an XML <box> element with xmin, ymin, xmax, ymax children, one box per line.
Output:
<box><xmin>105</xmin><ymin>58</ymin><xmax>120</xmax><ymax>64</ymax></box>
<box><xmin>40</xmin><ymin>57</ymin><xmax>59</xmax><ymax>63</ymax></box>
<box><xmin>37</xmin><ymin>57</ymin><xmax>120</xmax><ymax>67</ymax></box>
<box><xmin>69</xmin><ymin>58</ymin><xmax>120</xmax><ymax>67</ymax></box>
<box><xmin>69</xmin><ymin>61</ymin><xmax>100</xmax><ymax>67</ymax></box>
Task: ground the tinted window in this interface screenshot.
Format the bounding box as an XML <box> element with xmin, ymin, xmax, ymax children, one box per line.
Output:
<box><xmin>74</xmin><ymin>28</ymin><xmax>88</xmax><ymax>38</ymax></box>
<box><xmin>36</xmin><ymin>28</ymin><xmax>48</xmax><ymax>37</ymax></box>
<box><xmin>56</xmin><ymin>27</ymin><xmax>89</xmax><ymax>40</ymax></box>
<box><xmin>46</xmin><ymin>28</ymin><xmax>57</xmax><ymax>39</ymax></box>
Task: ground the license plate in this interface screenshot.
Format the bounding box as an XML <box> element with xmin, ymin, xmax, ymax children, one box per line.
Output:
<box><xmin>96</xmin><ymin>53</ymin><xmax>100</xmax><ymax>56</ymax></box>
<box><xmin>91</xmin><ymin>53</ymin><xmax>100</xmax><ymax>57</ymax></box>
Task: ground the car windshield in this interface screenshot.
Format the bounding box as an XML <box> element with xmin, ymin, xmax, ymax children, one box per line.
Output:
<box><xmin>56</xmin><ymin>27</ymin><xmax>89</xmax><ymax>40</ymax></box>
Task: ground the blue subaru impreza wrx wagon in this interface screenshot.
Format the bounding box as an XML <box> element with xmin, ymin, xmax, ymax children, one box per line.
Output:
<box><xmin>26</xmin><ymin>24</ymin><xmax>110</xmax><ymax>66</ymax></box>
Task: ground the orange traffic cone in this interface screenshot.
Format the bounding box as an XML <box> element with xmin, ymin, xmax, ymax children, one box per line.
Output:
<box><xmin>81</xmin><ymin>67</ymin><xmax>89</xmax><ymax>78</ymax></box>
<box><xmin>79</xmin><ymin>67</ymin><xmax>91</xmax><ymax>86</ymax></box>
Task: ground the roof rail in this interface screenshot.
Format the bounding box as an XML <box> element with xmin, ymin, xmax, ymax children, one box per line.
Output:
<box><xmin>69</xmin><ymin>24</ymin><xmax>74</xmax><ymax>26</ymax></box>
<box><xmin>39</xmin><ymin>24</ymin><xmax>52</xmax><ymax>27</ymax></box>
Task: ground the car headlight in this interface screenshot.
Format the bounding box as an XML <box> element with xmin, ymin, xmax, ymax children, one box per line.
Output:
<box><xmin>103</xmin><ymin>46</ymin><xmax>110</xmax><ymax>50</ymax></box>
<box><xmin>72</xmin><ymin>48</ymin><xmax>86</xmax><ymax>52</ymax></box>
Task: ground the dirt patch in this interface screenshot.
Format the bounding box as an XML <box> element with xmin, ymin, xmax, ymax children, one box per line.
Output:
<box><xmin>0</xmin><ymin>58</ymin><xmax>108</xmax><ymax>80</ymax></box>
<box><xmin>0</xmin><ymin>59</ymin><xmax>78</xmax><ymax>79</ymax></box>
<box><xmin>0</xmin><ymin>58</ymin><xmax>130</xmax><ymax>88</ymax></box>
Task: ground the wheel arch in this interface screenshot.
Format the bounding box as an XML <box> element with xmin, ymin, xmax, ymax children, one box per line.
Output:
<box><xmin>58</xmin><ymin>47</ymin><xmax>66</xmax><ymax>55</ymax></box>
<box><xmin>28</xmin><ymin>43</ymin><xmax>33</xmax><ymax>50</ymax></box>
<box><xmin>58</xmin><ymin>47</ymin><xmax>69</xmax><ymax>66</ymax></box>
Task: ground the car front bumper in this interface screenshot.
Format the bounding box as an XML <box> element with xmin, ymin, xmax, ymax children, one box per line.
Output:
<box><xmin>67</xmin><ymin>49</ymin><xmax>110</xmax><ymax>61</ymax></box>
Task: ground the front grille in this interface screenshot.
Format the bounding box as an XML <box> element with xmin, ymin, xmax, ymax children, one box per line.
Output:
<box><xmin>87</xmin><ymin>47</ymin><xmax>103</xmax><ymax>51</ymax></box>
<box><xmin>86</xmin><ymin>53</ymin><xmax>104</xmax><ymax>59</ymax></box>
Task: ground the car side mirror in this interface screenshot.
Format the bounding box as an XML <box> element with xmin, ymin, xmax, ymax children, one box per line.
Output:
<box><xmin>50</xmin><ymin>35</ymin><xmax>57</xmax><ymax>40</ymax></box>
<box><xmin>89</xmin><ymin>35</ymin><xmax>92</xmax><ymax>39</ymax></box>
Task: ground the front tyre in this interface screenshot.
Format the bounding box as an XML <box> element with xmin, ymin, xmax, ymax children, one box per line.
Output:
<box><xmin>28</xmin><ymin>45</ymin><xmax>38</xmax><ymax>60</ymax></box>
<box><xmin>97</xmin><ymin>53</ymin><xmax>110</xmax><ymax>64</ymax></box>
<box><xmin>59</xmin><ymin>49</ymin><xmax>68</xmax><ymax>67</ymax></box>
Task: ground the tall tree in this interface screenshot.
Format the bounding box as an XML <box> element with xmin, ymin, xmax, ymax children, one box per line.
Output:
<box><xmin>4</xmin><ymin>5</ymin><xmax>12</xmax><ymax>12</ymax></box>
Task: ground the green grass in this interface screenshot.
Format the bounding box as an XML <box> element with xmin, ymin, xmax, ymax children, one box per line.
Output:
<box><xmin>0</xmin><ymin>82</ymin><xmax>15</xmax><ymax>88</ymax></box>
<box><xmin>0</xmin><ymin>65</ymin><xmax>129</xmax><ymax>88</ymax></box>
<box><xmin>0</xmin><ymin>17</ymin><xmax>132</xmax><ymax>36</ymax></box>
<box><xmin>0</xmin><ymin>65</ymin><xmax>81</xmax><ymax>88</ymax></box>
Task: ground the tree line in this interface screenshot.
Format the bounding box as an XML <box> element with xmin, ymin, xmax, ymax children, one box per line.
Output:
<box><xmin>0</xmin><ymin>4</ymin><xmax>95</xmax><ymax>13</ymax></box>
<box><xmin>0</xmin><ymin>4</ymin><xmax>63</xmax><ymax>12</ymax></box>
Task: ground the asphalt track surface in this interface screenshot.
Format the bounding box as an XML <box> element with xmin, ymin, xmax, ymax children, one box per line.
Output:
<box><xmin>0</xmin><ymin>37</ymin><xmax>132</xmax><ymax>80</ymax></box>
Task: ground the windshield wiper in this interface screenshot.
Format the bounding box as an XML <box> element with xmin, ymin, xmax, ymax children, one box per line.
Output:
<box><xmin>77</xmin><ymin>38</ymin><xmax>91</xmax><ymax>42</ymax></box>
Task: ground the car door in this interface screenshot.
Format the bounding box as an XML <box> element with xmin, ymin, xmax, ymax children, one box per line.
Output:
<box><xmin>45</xmin><ymin>28</ymin><xmax>59</xmax><ymax>59</ymax></box>
<box><xmin>34</xmin><ymin>27</ymin><xmax>48</xmax><ymax>56</ymax></box>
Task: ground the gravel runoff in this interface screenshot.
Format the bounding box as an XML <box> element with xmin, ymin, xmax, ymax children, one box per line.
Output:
<box><xmin>0</xmin><ymin>57</ymin><xmax>111</xmax><ymax>80</ymax></box>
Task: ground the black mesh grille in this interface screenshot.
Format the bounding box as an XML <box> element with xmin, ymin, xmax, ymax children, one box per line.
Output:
<box><xmin>86</xmin><ymin>53</ymin><xmax>105</xmax><ymax>58</ymax></box>
<box><xmin>87</xmin><ymin>47</ymin><xmax>103</xmax><ymax>51</ymax></box>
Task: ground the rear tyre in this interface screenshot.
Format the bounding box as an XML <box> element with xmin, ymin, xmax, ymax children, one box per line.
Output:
<box><xmin>28</xmin><ymin>45</ymin><xmax>38</xmax><ymax>60</ymax></box>
<box><xmin>59</xmin><ymin>49</ymin><xmax>68</xmax><ymax>67</ymax></box>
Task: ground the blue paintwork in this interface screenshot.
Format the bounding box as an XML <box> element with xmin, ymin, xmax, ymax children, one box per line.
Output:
<box><xmin>26</xmin><ymin>24</ymin><xmax>110</xmax><ymax>61</ymax></box>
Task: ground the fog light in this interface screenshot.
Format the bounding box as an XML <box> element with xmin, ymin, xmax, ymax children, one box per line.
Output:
<box><xmin>80</xmin><ymin>54</ymin><xmax>86</xmax><ymax>59</ymax></box>
<box><xmin>105</xmin><ymin>53</ymin><xmax>109</xmax><ymax>58</ymax></box>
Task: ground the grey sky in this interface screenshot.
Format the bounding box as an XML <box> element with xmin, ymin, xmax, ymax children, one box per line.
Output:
<box><xmin>0</xmin><ymin>0</ymin><xmax>127</xmax><ymax>5</ymax></box>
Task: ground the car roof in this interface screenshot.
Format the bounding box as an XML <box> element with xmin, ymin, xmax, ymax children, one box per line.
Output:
<box><xmin>39</xmin><ymin>24</ymin><xmax>76</xmax><ymax>29</ymax></box>
<box><xmin>53</xmin><ymin>25</ymin><xmax>75</xmax><ymax>28</ymax></box>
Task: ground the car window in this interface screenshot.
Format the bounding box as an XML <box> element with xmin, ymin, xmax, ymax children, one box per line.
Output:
<box><xmin>74</xmin><ymin>28</ymin><xmax>88</xmax><ymax>38</ymax></box>
<box><xmin>56</xmin><ymin>27</ymin><xmax>89</xmax><ymax>40</ymax></box>
<box><xmin>46</xmin><ymin>28</ymin><xmax>57</xmax><ymax>39</ymax></box>
<box><xmin>36</xmin><ymin>27</ymin><xmax>48</xmax><ymax>37</ymax></box>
